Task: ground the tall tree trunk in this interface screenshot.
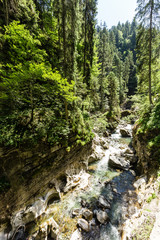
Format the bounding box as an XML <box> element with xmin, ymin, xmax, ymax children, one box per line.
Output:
<box><xmin>149</xmin><ymin>0</ymin><xmax>153</xmax><ymax>105</ymax></box>
<box><xmin>83</xmin><ymin>0</ymin><xmax>87</xmax><ymax>80</ymax></box>
<box><xmin>61</xmin><ymin>0</ymin><xmax>68</xmax><ymax>120</ymax></box>
<box><xmin>3</xmin><ymin>0</ymin><xmax>9</xmax><ymax>25</ymax></box>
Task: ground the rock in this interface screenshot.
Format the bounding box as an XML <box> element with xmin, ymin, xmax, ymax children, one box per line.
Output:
<box><xmin>22</xmin><ymin>206</ymin><xmax>36</xmax><ymax>224</ymax></box>
<box><xmin>98</xmin><ymin>195</ymin><xmax>110</xmax><ymax>209</ymax></box>
<box><xmin>96</xmin><ymin>210</ymin><xmax>109</xmax><ymax>224</ymax></box>
<box><xmin>102</xmin><ymin>143</ymin><xmax>109</xmax><ymax>150</ymax></box>
<box><xmin>70</xmin><ymin>229</ymin><xmax>82</xmax><ymax>240</ymax></box>
<box><xmin>22</xmin><ymin>198</ymin><xmax>46</xmax><ymax>225</ymax></box>
<box><xmin>77</xmin><ymin>218</ymin><xmax>90</xmax><ymax>232</ymax></box>
<box><xmin>82</xmin><ymin>209</ymin><xmax>93</xmax><ymax>221</ymax></box>
<box><xmin>124</xmin><ymin>148</ymin><xmax>133</xmax><ymax>154</ymax></box>
<box><xmin>121</xmin><ymin>110</ymin><xmax>131</xmax><ymax>118</ymax></box>
<box><xmin>120</xmin><ymin>128</ymin><xmax>131</xmax><ymax>137</ymax></box>
<box><xmin>72</xmin><ymin>208</ymin><xmax>81</xmax><ymax>217</ymax></box>
<box><xmin>133</xmin><ymin>176</ymin><xmax>147</xmax><ymax>189</ymax></box>
<box><xmin>64</xmin><ymin>172</ymin><xmax>90</xmax><ymax>192</ymax></box>
<box><xmin>108</xmin><ymin>154</ymin><xmax>130</xmax><ymax>170</ymax></box>
<box><xmin>88</xmin><ymin>150</ymin><xmax>105</xmax><ymax>164</ymax></box>
<box><xmin>35</xmin><ymin>224</ymin><xmax>48</xmax><ymax>240</ymax></box>
<box><xmin>103</xmin><ymin>131</ymin><xmax>110</xmax><ymax>137</ymax></box>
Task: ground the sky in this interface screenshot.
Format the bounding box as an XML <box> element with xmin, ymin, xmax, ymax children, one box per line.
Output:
<box><xmin>97</xmin><ymin>0</ymin><xmax>137</xmax><ymax>29</ymax></box>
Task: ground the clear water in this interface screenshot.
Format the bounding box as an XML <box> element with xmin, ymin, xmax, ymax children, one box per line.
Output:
<box><xmin>46</xmin><ymin>124</ymin><xmax>136</xmax><ymax>239</ymax></box>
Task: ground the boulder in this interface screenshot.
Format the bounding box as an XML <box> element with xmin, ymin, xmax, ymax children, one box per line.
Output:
<box><xmin>121</xmin><ymin>110</ymin><xmax>131</xmax><ymax>118</ymax></box>
<box><xmin>103</xmin><ymin>131</ymin><xmax>110</xmax><ymax>137</ymax></box>
<box><xmin>98</xmin><ymin>195</ymin><xmax>110</xmax><ymax>209</ymax></box>
<box><xmin>108</xmin><ymin>155</ymin><xmax>130</xmax><ymax>170</ymax></box>
<box><xmin>70</xmin><ymin>229</ymin><xmax>82</xmax><ymax>240</ymax></box>
<box><xmin>82</xmin><ymin>209</ymin><xmax>93</xmax><ymax>221</ymax></box>
<box><xmin>77</xmin><ymin>218</ymin><xmax>90</xmax><ymax>232</ymax></box>
<box><xmin>88</xmin><ymin>150</ymin><xmax>105</xmax><ymax>164</ymax></box>
<box><xmin>133</xmin><ymin>176</ymin><xmax>147</xmax><ymax>189</ymax></box>
<box><xmin>120</xmin><ymin>128</ymin><xmax>131</xmax><ymax>137</ymax></box>
<box><xmin>72</xmin><ymin>208</ymin><xmax>81</xmax><ymax>217</ymax></box>
<box><xmin>95</xmin><ymin>210</ymin><xmax>109</xmax><ymax>224</ymax></box>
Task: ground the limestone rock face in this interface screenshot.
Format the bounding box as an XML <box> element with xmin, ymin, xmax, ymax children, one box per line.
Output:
<box><xmin>132</xmin><ymin>123</ymin><xmax>159</xmax><ymax>174</ymax></box>
<box><xmin>0</xmin><ymin>141</ymin><xmax>92</xmax><ymax>236</ymax></box>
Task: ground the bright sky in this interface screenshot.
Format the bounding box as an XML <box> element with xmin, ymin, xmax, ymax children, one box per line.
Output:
<box><xmin>97</xmin><ymin>0</ymin><xmax>137</xmax><ymax>29</ymax></box>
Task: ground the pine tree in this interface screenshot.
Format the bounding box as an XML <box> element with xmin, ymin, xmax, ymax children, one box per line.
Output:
<box><xmin>136</xmin><ymin>0</ymin><xmax>160</xmax><ymax>105</ymax></box>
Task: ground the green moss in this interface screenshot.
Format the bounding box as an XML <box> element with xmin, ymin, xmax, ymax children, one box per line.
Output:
<box><xmin>146</xmin><ymin>193</ymin><xmax>157</xmax><ymax>203</ymax></box>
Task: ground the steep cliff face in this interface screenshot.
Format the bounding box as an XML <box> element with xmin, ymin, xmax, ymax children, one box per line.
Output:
<box><xmin>132</xmin><ymin>123</ymin><xmax>159</xmax><ymax>176</ymax></box>
<box><xmin>0</xmin><ymin>142</ymin><xmax>92</xmax><ymax>231</ymax></box>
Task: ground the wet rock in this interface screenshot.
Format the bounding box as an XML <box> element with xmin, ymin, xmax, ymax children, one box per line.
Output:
<box><xmin>95</xmin><ymin>210</ymin><xmax>109</xmax><ymax>224</ymax></box>
<box><xmin>77</xmin><ymin>218</ymin><xmax>90</xmax><ymax>232</ymax></box>
<box><xmin>108</xmin><ymin>154</ymin><xmax>130</xmax><ymax>170</ymax></box>
<box><xmin>102</xmin><ymin>142</ymin><xmax>109</xmax><ymax>150</ymax></box>
<box><xmin>72</xmin><ymin>208</ymin><xmax>81</xmax><ymax>217</ymax></box>
<box><xmin>124</xmin><ymin>148</ymin><xmax>133</xmax><ymax>154</ymax></box>
<box><xmin>90</xmin><ymin>218</ymin><xmax>96</xmax><ymax>226</ymax></box>
<box><xmin>88</xmin><ymin>151</ymin><xmax>105</xmax><ymax>164</ymax></box>
<box><xmin>98</xmin><ymin>195</ymin><xmax>110</xmax><ymax>209</ymax></box>
<box><xmin>82</xmin><ymin>209</ymin><xmax>93</xmax><ymax>221</ymax></box>
<box><xmin>64</xmin><ymin>172</ymin><xmax>90</xmax><ymax>192</ymax></box>
<box><xmin>103</xmin><ymin>131</ymin><xmax>110</xmax><ymax>137</ymax></box>
<box><xmin>121</xmin><ymin>110</ymin><xmax>131</xmax><ymax>118</ymax></box>
<box><xmin>120</xmin><ymin>128</ymin><xmax>131</xmax><ymax>137</ymax></box>
<box><xmin>70</xmin><ymin>229</ymin><xmax>82</xmax><ymax>240</ymax></box>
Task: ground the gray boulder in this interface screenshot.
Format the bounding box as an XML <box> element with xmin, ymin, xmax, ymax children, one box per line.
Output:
<box><xmin>108</xmin><ymin>154</ymin><xmax>130</xmax><ymax>170</ymax></box>
<box><xmin>98</xmin><ymin>195</ymin><xmax>110</xmax><ymax>209</ymax></box>
<box><xmin>96</xmin><ymin>210</ymin><xmax>109</xmax><ymax>224</ymax></box>
<box><xmin>120</xmin><ymin>128</ymin><xmax>131</xmax><ymax>137</ymax></box>
<box><xmin>82</xmin><ymin>209</ymin><xmax>93</xmax><ymax>221</ymax></box>
<box><xmin>77</xmin><ymin>218</ymin><xmax>90</xmax><ymax>232</ymax></box>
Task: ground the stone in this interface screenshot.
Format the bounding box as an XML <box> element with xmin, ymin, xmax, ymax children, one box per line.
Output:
<box><xmin>22</xmin><ymin>207</ymin><xmax>36</xmax><ymax>224</ymax></box>
<box><xmin>124</xmin><ymin>148</ymin><xmax>133</xmax><ymax>154</ymax></box>
<box><xmin>120</xmin><ymin>128</ymin><xmax>131</xmax><ymax>137</ymax></box>
<box><xmin>98</xmin><ymin>195</ymin><xmax>110</xmax><ymax>209</ymax></box>
<box><xmin>82</xmin><ymin>209</ymin><xmax>93</xmax><ymax>221</ymax></box>
<box><xmin>133</xmin><ymin>176</ymin><xmax>147</xmax><ymax>189</ymax></box>
<box><xmin>35</xmin><ymin>224</ymin><xmax>48</xmax><ymax>240</ymax></box>
<box><xmin>72</xmin><ymin>208</ymin><xmax>81</xmax><ymax>217</ymax></box>
<box><xmin>108</xmin><ymin>154</ymin><xmax>130</xmax><ymax>170</ymax></box>
<box><xmin>103</xmin><ymin>131</ymin><xmax>110</xmax><ymax>137</ymax></box>
<box><xmin>70</xmin><ymin>229</ymin><xmax>82</xmax><ymax>240</ymax></box>
<box><xmin>96</xmin><ymin>210</ymin><xmax>109</xmax><ymax>224</ymax></box>
<box><xmin>121</xmin><ymin>110</ymin><xmax>131</xmax><ymax>118</ymax></box>
<box><xmin>102</xmin><ymin>143</ymin><xmax>109</xmax><ymax>150</ymax></box>
<box><xmin>77</xmin><ymin>218</ymin><xmax>90</xmax><ymax>232</ymax></box>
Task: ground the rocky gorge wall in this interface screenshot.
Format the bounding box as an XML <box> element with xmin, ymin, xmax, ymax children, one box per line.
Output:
<box><xmin>132</xmin><ymin>123</ymin><xmax>159</xmax><ymax>176</ymax></box>
<box><xmin>0</xmin><ymin>141</ymin><xmax>92</xmax><ymax>235</ymax></box>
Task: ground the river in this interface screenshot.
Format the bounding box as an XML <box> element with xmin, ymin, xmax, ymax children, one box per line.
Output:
<box><xmin>44</xmin><ymin>122</ymin><xmax>137</xmax><ymax>240</ymax></box>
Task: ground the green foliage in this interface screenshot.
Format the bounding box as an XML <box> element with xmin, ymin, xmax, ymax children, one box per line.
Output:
<box><xmin>146</xmin><ymin>193</ymin><xmax>157</xmax><ymax>203</ymax></box>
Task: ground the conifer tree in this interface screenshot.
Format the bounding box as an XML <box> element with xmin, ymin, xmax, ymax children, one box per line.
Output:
<box><xmin>136</xmin><ymin>0</ymin><xmax>160</xmax><ymax>105</ymax></box>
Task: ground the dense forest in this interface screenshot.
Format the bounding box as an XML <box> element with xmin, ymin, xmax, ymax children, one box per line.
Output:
<box><xmin>0</xmin><ymin>0</ymin><xmax>159</xmax><ymax>159</ymax></box>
